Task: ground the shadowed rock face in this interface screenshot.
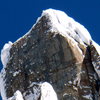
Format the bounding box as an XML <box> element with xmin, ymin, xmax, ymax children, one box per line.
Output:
<box><xmin>1</xmin><ymin>12</ymin><xmax>100</xmax><ymax>100</ymax></box>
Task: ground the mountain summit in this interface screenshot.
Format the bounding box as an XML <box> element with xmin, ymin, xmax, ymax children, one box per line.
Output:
<box><xmin>0</xmin><ymin>9</ymin><xmax>100</xmax><ymax>100</ymax></box>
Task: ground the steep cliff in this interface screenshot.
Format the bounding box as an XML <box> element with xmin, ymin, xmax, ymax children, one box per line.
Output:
<box><xmin>0</xmin><ymin>9</ymin><xmax>100</xmax><ymax>100</ymax></box>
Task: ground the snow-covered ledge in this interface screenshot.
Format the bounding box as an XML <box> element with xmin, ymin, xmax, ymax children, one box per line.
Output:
<box><xmin>1</xmin><ymin>41</ymin><xmax>12</xmax><ymax>68</ymax></box>
<box><xmin>0</xmin><ymin>41</ymin><xmax>12</xmax><ymax>100</ymax></box>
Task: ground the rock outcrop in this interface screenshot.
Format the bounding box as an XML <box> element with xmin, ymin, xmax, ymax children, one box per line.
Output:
<box><xmin>0</xmin><ymin>9</ymin><xmax>100</xmax><ymax>100</ymax></box>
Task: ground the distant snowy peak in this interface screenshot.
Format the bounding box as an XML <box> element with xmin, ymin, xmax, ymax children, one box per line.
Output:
<box><xmin>42</xmin><ymin>9</ymin><xmax>92</xmax><ymax>45</ymax></box>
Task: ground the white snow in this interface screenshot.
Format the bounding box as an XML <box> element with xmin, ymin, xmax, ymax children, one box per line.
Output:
<box><xmin>0</xmin><ymin>70</ymin><xmax>7</xmax><ymax>100</ymax></box>
<box><xmin>0</xmin><ymin>41</ymin><xmax>13</xmax><ymax>100</ymax></box>
<box><xmin>8</xmin><ymin>90</ymin><xmax>24</xmax><ymax>100</ymax></box>
<box><xmin>42</xmin><ymin>9</ymin><xmax>92</xmax><ymax>45</ymax></box>
<box><xmin>25</xmin><ymin>90</ymin><xmax>40</xmax><ymax>100</ymax></box>
<box><xmin>13</xmin><ymin>71</ymin><xmax>20</xmax><ymax>77</ymax></box>
<box><xmin>82</xmin><ymin>94</ymin><xmax>92</xmax><ymax>100</ymax></box>
<box><xmin>40</xmin><ymin>82</ymin><xmax>58</xmax><ymax>100</ymax></box>
<box><xmin>1</xmin><ymin>41</ymin><xmax>13</xmax><ymax>68</ymax></box>
<box><xmin>24</xmin><ymin>85</ymin><xmax>40</xmax><ymax>100</ymax></box>
<box><xmin>24</xmin><ymin>93</ymin><xmax>35</xmax><ymax>100</ymax></box>
<box><xmin>68</xmin><ymin>81</ymin><xmax>72</xmax><ymax>84</ymax></box>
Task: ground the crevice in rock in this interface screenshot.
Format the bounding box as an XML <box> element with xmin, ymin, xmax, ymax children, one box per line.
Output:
<box><xmin>83</xmin><ymin>46</ymin><xmax>99</xmax><ymax>100</ymax></box>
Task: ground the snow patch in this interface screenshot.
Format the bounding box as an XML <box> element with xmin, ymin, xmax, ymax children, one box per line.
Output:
<box><xmin>13</xmin><ymin>71</ymin><xmax>20</xmax><ymax>77</ymax></box>
<box><xmin>24</xmin><ymin>93</ymin><xmax>35</xmax><ymax>100</ymax></box>
<box><xmin>0</xmin><ymin>70</ymin><xmax>7</xmax><ymax>100</ymax></box>
<box><xmin>23</xmin><ymin>82</ymin><xmax>40</xmax><ymax>100</ymax></box>
<box><xmin>8</xmin><ymin>90</ymin><xmax>24</xmax><ymax>100</ymax></box>
<box><xmin>0</xmin><ymin>41</ymin><xmax>13</xmax><ymax>100</ymax></box>
<box><xmin>1</xmin><ymin>41</ymin><xmax>13</xmax><ymax>68</ymax></box>
<box><xmin>40</xmin><ymin>82</ymin><xmax>58</xmax><ymax>100</ymax></box>
<box><xmin>25</xmin><ymin>88</ymin><xmax>40</xmax><ymax>100</ymax></box>
<box><xmin>68</xmin><ymin>81</ymin><xmax>72</xmax><ymax>84</ymax></box>
<box><xmin>82</xmin><ymin>94</ymin><xmax>92</xmax><ymax>100</ymax></box>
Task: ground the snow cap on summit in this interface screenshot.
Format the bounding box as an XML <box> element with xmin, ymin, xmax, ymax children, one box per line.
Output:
<box><xmin>42</xmin><ymin>9</ymin><xmax>92</xmax><ymax>45</ymax></box>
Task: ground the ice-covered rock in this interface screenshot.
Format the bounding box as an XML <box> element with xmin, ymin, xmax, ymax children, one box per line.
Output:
<box><xmin>1</xmin><ymin>41</ymin><xmax>12</xmax><ymax>68</ymax></box>
<box><xmin>40</xmin><ymin>82</ymin><xmax>58</xmax><ymax>100</ymax></box>
<box><xmin>8</xmin><ymin>90</ymin><xmax>24</xmax><ymax>100</ymax></box>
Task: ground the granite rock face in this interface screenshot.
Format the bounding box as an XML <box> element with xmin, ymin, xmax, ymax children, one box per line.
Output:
<box><xmin>0</xmin><ymin>9</ymin><xmax>100</xmax><ymax>100</ymax></box>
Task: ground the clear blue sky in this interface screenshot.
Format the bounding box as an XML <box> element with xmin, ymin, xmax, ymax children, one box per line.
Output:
<box><xmin>0</xmin><ymin>0</ymin><xmax>100</xmax><ymax>99</ymax></box>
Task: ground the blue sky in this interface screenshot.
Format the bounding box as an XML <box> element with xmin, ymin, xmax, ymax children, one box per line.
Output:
<box><xmin>0</xmin><ymin>0</ymin><xmax>100</xmax><ymax>99</ymax></box>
